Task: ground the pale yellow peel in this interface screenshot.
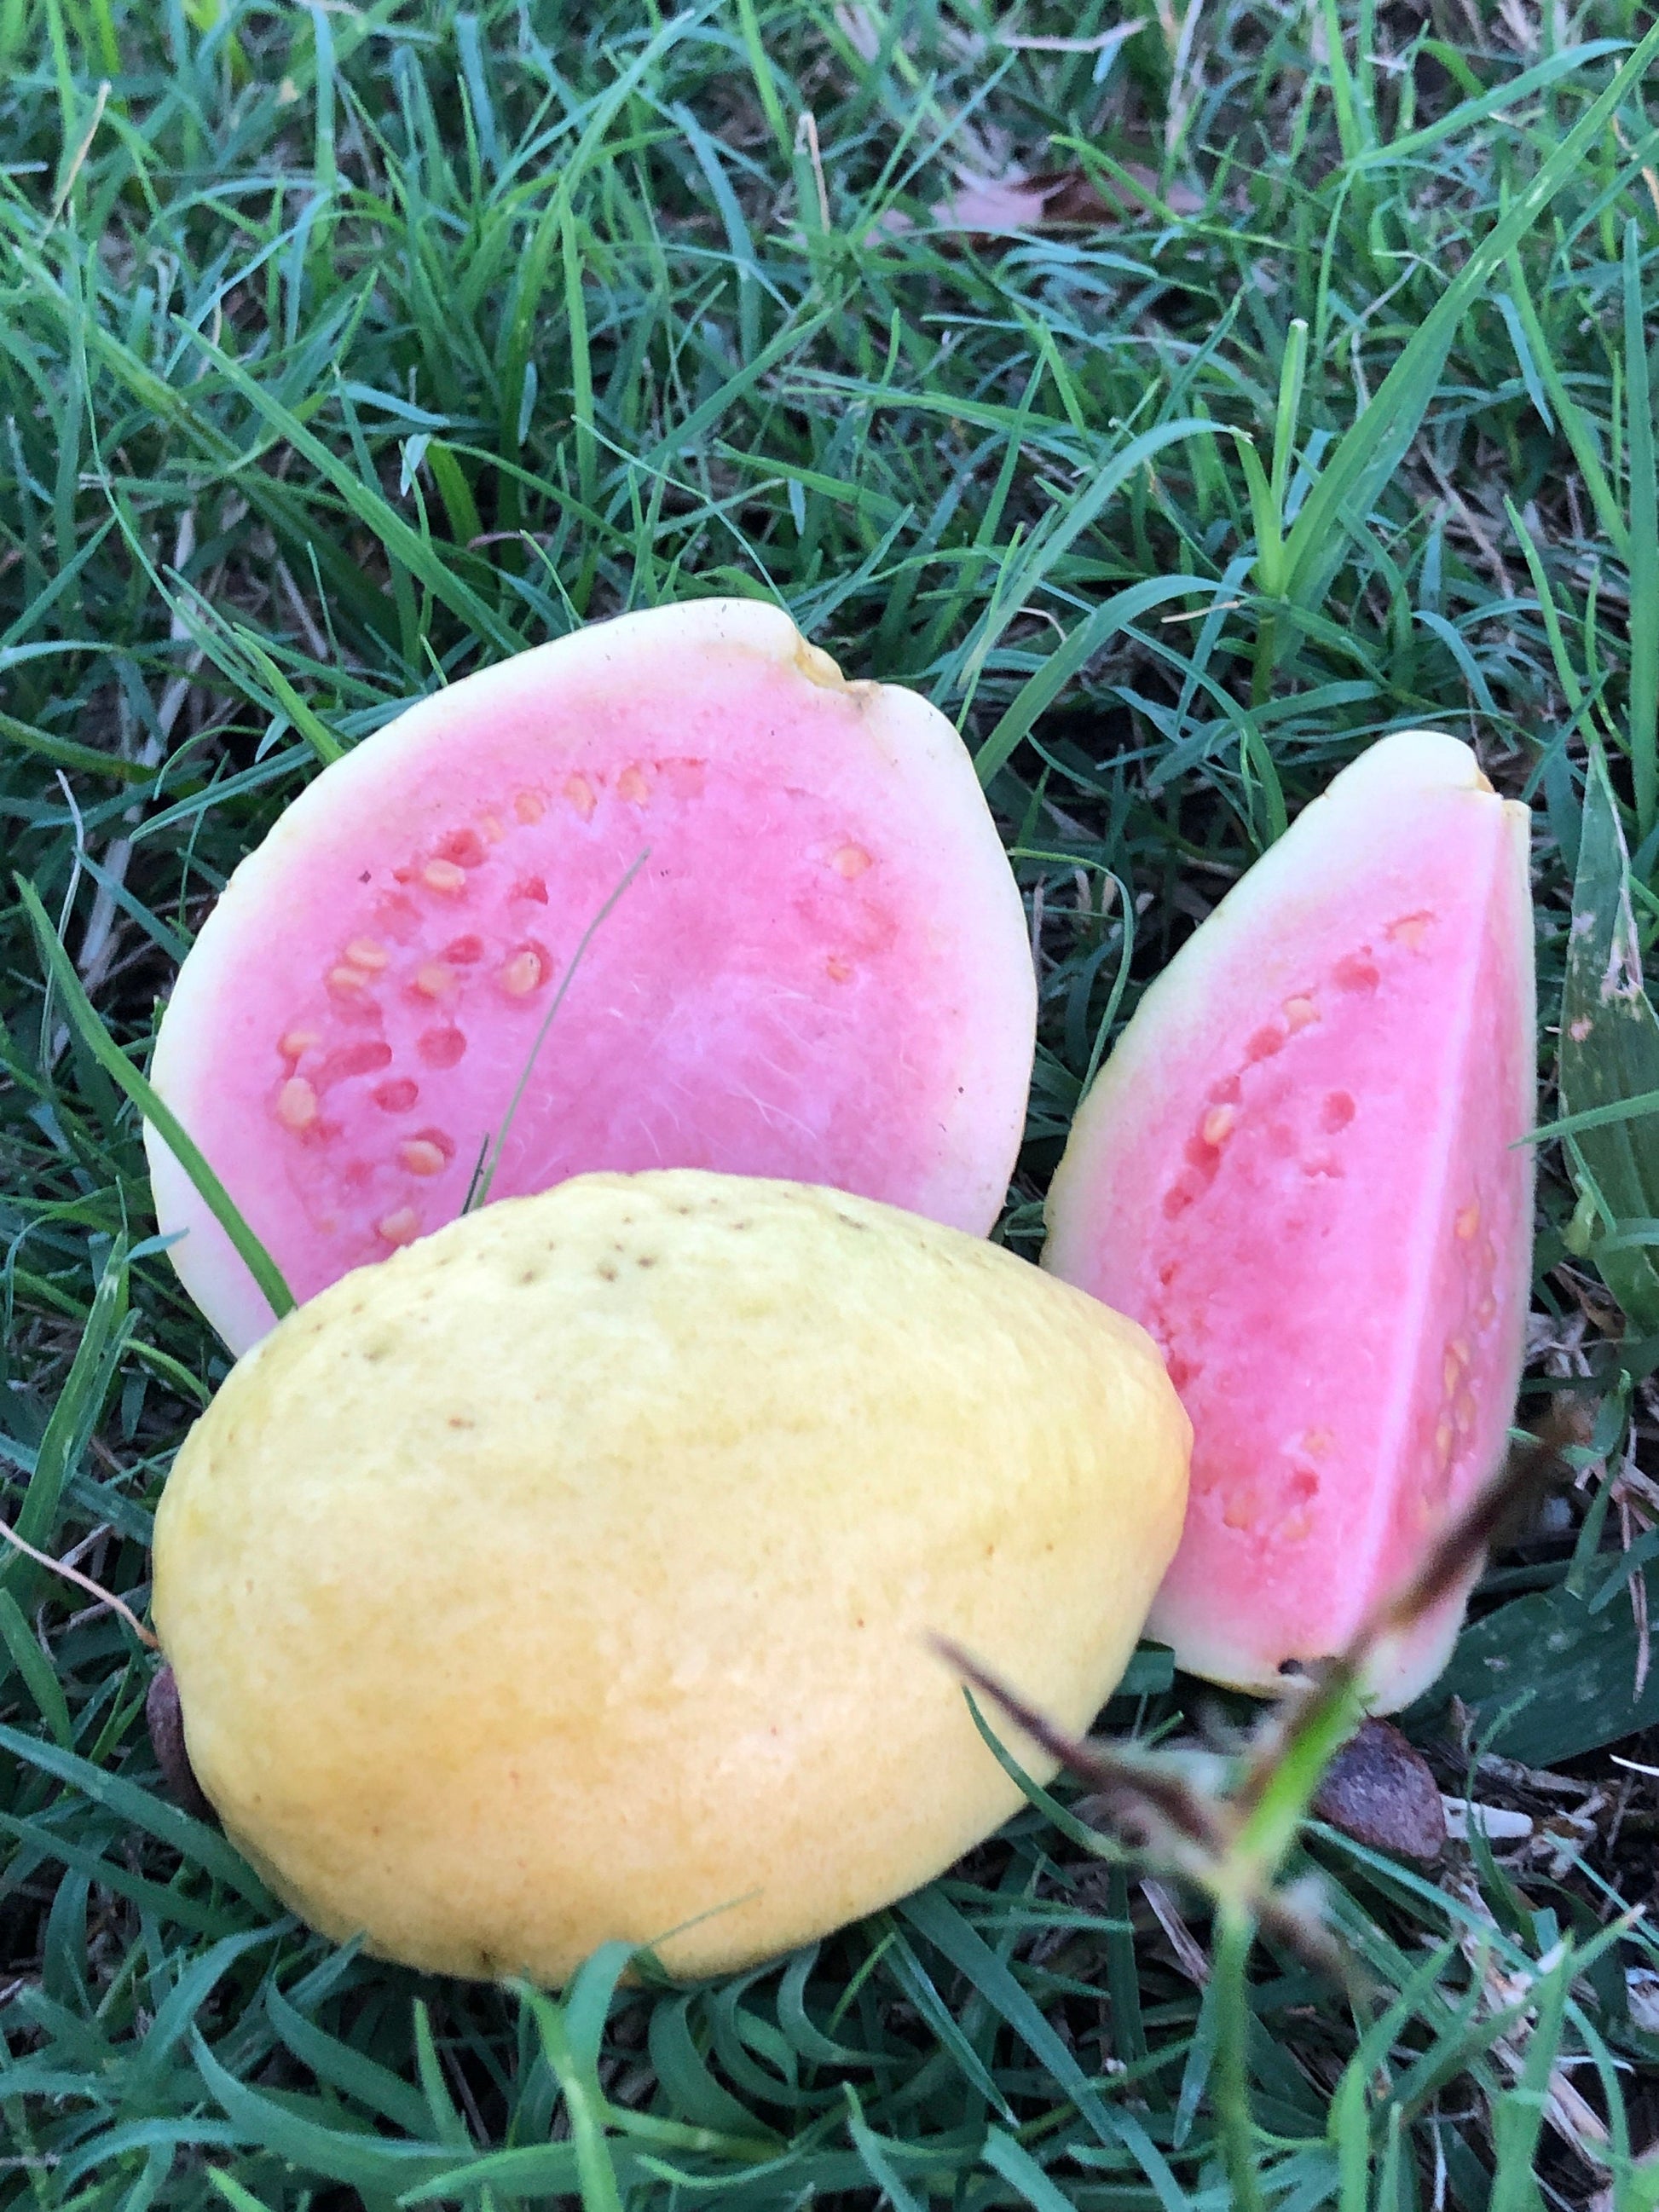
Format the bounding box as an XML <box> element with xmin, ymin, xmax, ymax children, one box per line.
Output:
<box><xmin>153</xmin><ymin>1171</ymin><xmax>1189</xmax><ymax>1984</ymax></box>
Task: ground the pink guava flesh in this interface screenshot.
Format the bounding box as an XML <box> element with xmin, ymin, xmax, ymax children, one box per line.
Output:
<box><xmin>1043</xmin><ymin>733</ymin><xmax>1535</xmax><ymax>1712</ymax></box>
<box><xmin>147</xmin><ymin>603</ymin><xmax>1037</xmax><ymax>1352</ymax></box>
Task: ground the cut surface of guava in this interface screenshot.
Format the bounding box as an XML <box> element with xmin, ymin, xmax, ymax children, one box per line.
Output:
<box><xmin>1043</xmin><ymin>732</ymin><xmax>1535</xmax><ymax>1712</ymax></box>
<box><xmin>146</xmin><ymin>600</ymin><xmax>1036</xmax><ymax>1351</ymax></box>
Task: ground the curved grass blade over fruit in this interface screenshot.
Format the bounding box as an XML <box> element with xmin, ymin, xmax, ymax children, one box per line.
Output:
<box><xmin>469</xmin><ymin>847</ymin><xmax>650</xmax><ymax>1212</ymax></box>
<box><xmin>14</xmin><ymin>878</ymin><xmax>296</xmax><ymax>1325</ymax></box>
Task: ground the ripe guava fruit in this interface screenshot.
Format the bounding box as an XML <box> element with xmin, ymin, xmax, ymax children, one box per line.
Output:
<box><xmin>1043</xmin><ymin>731</ymin><xmax>1535</xmax><ymax>1712</ymax></box>
<box><xmin>145</xmin><ymin>601</ymin><xmax>1037</xmax><ymax>1353</ymax></box>
<box><xmin>152</xmin><ymin>1171</ymin><xmax>1189</xmax><ymax>1984</ymax></box>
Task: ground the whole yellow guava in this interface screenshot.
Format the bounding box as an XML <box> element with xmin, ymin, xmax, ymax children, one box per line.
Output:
<box><xmin>153</xmin><ymin>1171</ymin><xmax>1189</xmax><ymax>1984</ymax></box>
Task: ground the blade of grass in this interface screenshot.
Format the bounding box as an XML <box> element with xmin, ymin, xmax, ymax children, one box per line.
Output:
<box><xmin>1501</xmin><ymin>252</ymin><xmax>1627</xmax><ymax>559</ymax></box>
<box><xmin>0</xmin><ymin>1586</ymin><xmax>74</xmax><ymax>1745</ymax></box>
<box><xmin>496</xmin><ymin>11</ymin><xmax>696</xmax><ymax>533</ymax></box>
<box><xmin>974</xmin><ymin>574</ymin><xmax>1220</xmax><ymax>785</ymax></box>
<box><xmin>180</xmin><ymin>327</ymin><xmax>518</xmax><ymax>656</ymax></box>
<box><xmin>951</xmin><ymin>416</ymin><xmax>1218</xmax><ymax>719</ymax></box>
<box><xmin>522</xmin><ymin>1990</ymin><xmax>626</xmax><ymax>2212</ymax></box>
<box><xmin>0</xmin><ymin>1721</ymin><xmax>275</xmax><ymax>1904</ymax></box>
<box><xmin>1623</xmin><ymin>219</ymin><xmax>1658</xmax><ymax>839</ymax></box>
<box><xmin>1355</xmin><ymin>39</ymin><xmax>1626</xmax><ymax>171</ymax></box>
<box><xmin>899</xmin><ymin>1889</ymin><xmax>1190</xmax><ymax>2212</ymax></box>
<box><xmin>468</xmin><ymin>847</ymin><xmax>650</xmax><ymax>1212</ymax></box>
<box><xmin>1212</xmin><ymin>1904</ymin><xmax>1269</xmax><ymax>2212</ymax></box>
<box><xmin>229</xmin><ymin>627</ymin><xmax>346</xmax><ymax>766</ymax></box>
<box><xmin>14</xmin><ymin>877</ymin><xmax>296</xmax><ymax>1323</ymax></box>
<box><xmin>1283</xmin><ymin>20</ymin><xmax>1659</xmax><ymax>611</ymax></box>
<box><xmin>734</xmin><ymin>0</ymin><xmax>791</xmax><ymax>163</ymax></box>
<box><xmin>0</xmin><ymin>1233</ymin><xmax>126</xmax><ymax>1584</ymax></box>
<box><xmin>0</xmin><ymin>706</ymin><xmax>155</xmax><ymax>783</ymax></box>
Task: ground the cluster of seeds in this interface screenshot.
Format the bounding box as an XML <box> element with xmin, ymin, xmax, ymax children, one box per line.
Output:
<box><xmin>267</xmin><ymin>783</ymin><xmax>577</xmax><ymax>1249</ymax></box>
<box><xmin>263</xmin><ymin>761</ymin><xmax>887</xmax><ymax>1261</ymax></box>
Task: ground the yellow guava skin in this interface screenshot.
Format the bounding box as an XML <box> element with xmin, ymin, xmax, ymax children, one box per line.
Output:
<box><xmin>152</xmin><ymin>1170</ymin><xmax>1190</xmax><ymax>1985</ymax></box>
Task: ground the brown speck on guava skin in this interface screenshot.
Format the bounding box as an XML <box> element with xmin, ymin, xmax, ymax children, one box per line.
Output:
<box><xmin>1311</xmin><ymin>1717</ymin><xmax>1445</xmax><ymax>1861</ymax></box>
<box><xmin>146</xmin><ymin>1665</ymin><xmax>216</xmax><ymax>1824</ymax></box>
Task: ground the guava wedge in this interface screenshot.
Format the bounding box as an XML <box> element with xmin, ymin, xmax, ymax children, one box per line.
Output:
<box><xmin>1043</xmin><ymin>732</ymin><xmax>1535</xmax><ymax>1711</ymax></box>
<box><xmin>153</xmin><ymin>1171</ymin><xmax>1190</xmax><ymax>1984</ymax></box>
<box><xmin>145</xmin><ymin>601</ymin><xmax>1036</xmax><ymax>1352</ymax></box>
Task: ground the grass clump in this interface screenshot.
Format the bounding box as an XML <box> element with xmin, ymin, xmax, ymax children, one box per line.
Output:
<box><xmin>5</xmin><ymin>0</ymin><xmax>1659</xmax><ymax>2203</ymax></box>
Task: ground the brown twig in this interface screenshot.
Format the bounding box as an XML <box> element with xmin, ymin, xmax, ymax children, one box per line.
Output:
<box><xmin>931</xmin><ymin>1634</ymin><xmax>1348</xmax><ymax>1978</ymax></box>
<box><xmin>0</xmin><ymin>1517</ymin><xmax>159</xmax><ymax>1649</ymax></box>
<box><xmin>931</xmin><ymin>1633</ymin><xmax>1234</xmax><ymax>1858</ymax></box>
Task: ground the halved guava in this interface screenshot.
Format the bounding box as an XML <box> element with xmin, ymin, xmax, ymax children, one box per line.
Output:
<box><xmin>1043</xmin><ymin>732</ymin><xmax>1535</xmax><ymax>1711</ymax></box>
<box><xmin>146</xmin><ymin>601</ymin><xmax>1036</xmax><ymax>1353</ymax></box>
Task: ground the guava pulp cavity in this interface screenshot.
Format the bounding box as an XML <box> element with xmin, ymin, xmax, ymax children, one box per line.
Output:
<box><xmin>146</xmin><ymin>600</ymin><xmax>1037</xmax><ymax>1352</ymax></box>
<box><xmin>1043</xmin><ymin>732</ymin><xmax>1535</xmax><ymax>1712</ymax></box>
<box><xmin>152</xmin><ymin>1172</ymin><xmax>1190</xmax><ymax>1984</ymax></box>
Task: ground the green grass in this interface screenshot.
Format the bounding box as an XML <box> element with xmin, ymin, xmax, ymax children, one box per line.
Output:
<box><xmin>5</xmin><ymin>0</ymin><xmax>1659</xmax><ymax>2203</ymax></box>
